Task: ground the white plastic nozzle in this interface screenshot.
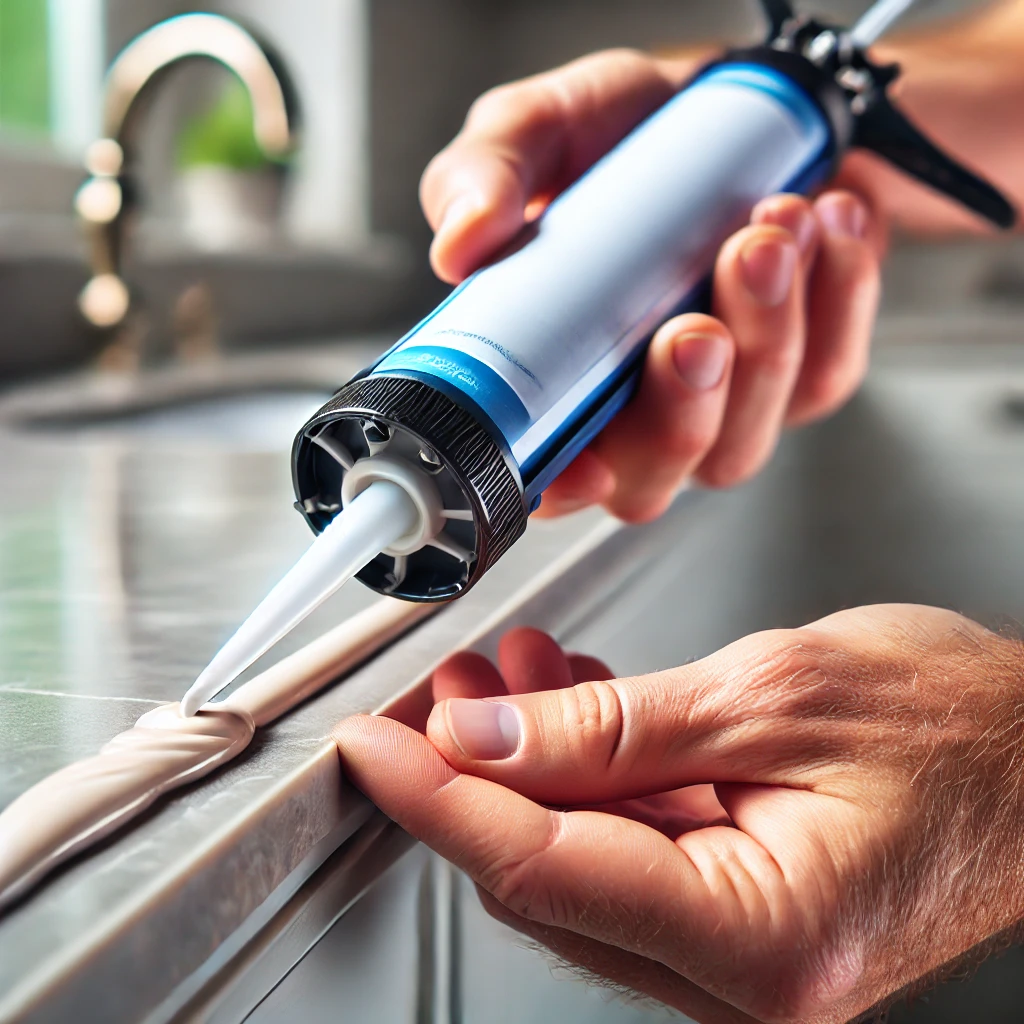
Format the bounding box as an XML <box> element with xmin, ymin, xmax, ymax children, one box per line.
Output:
<box><xmin>180</xmin><ymin>479</ymin><xmax>419</xmax><ymax>717</ymax></box>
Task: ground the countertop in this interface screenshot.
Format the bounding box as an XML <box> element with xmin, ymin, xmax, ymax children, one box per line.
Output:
<box><xmin>4</xmin><ymin>319</ymin><xmax>1024</xmax><ymax>1022</ymax></box>
<box><xmin>0</xmin><ymin>340</ymin><xmax>650</xmax><ymax>1022</ymax></box>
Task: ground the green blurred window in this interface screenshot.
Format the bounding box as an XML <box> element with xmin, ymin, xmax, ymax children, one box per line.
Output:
<box><xmin>0</xmin><ymin>0</ymin><xmax>50</xmax><ymax>135</ymax></box>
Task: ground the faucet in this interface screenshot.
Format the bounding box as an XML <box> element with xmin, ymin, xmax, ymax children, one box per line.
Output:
<box><xmin>74</xmin><ymin>13</ymin><xmax>299</xmax><ymax>368</ymax></box>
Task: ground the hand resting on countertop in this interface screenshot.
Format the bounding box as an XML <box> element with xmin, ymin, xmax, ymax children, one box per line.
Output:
<box><xmin>336</xmin><ymin>607</ymin><xmax>1024</xmax><ymax>1023</ymax></box>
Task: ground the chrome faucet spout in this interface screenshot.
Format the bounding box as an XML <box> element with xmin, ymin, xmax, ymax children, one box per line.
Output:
<box><xmin>75</xmin><ymin>13</ymin><xmax>299</xmax><ymax>347</ymax></box>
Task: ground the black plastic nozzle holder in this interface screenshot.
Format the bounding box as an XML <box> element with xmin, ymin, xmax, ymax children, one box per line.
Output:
<box><xmin>292</xmin><ymin>374</ymin><xmax>528</xmax><ymax>603</ymax></box>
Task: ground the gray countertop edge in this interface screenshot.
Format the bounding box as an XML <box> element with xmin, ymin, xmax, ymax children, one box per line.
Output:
<box><xmin>159</xmin><ymin>811</ymin><xmax>419</xmax><ymax>1024</ymax></box>
<box><xmin>167</xmin><ymin>499</ymin><xmax>704</xmax><ymax>1024</ymax></box>
<box><xmin>2</xmin><ymin>497</ymin><xmax>703</xmax><ymax>1024</ymax></box>
<box><xmin>2</xmin><ymin>744</ymin><xmax>362</xmax><ymax>1023</ymax></box>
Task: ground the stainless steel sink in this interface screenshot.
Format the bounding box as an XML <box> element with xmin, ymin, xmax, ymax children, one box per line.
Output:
<box><xmin>2</xmin><ymin>318</ymin><xmax>1024</xmax><ymax>1023</ymax></box>
<box><xmin>0</xmin><ymin>340</ymin><xmax>383</xmax><ymax>436</ymax></box>
<box><xmin>18</xmin><ymin>388</ymin><xmax>334</xmax><ymax>449</ymax></box>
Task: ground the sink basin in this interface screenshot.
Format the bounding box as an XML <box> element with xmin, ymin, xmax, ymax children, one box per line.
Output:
<box><xmin>20</xmin><ymin>388</ymin><xmax>335</xmax><ymax>450</ymax></box>
<box><xmin>0</xmin><ymin>340</ymin><xmax>384</xmax><ymax>438</ymax></box>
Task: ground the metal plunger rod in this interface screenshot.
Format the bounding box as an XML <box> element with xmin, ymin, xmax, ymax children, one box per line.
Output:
<box><xmin>849</xmin><ymin>0</ymin><xmax>922</xmax><ymax>48</ymax></box>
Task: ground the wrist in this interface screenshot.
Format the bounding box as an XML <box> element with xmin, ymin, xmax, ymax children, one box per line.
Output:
<box><xmin>914</xmin><ymin>633</ymin><xmax>1024</xmax><ymax>963</ymax></box>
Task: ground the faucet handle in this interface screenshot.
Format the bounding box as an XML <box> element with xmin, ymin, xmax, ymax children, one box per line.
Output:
<box><xmin>75</xmin><ymin>13</ymin><xmax>299</xmax><ymax>351</ymax></box>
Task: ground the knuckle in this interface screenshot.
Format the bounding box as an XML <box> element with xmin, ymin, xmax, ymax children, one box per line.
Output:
<box><xmin>605</xmin><ymin>490</ymin><xmax>674</xmax><ymax>525</ymax></box>
<box><xmin>465</xmin><ymin>83</ymin><xmax>518</xmax><ymax>124</ymax></box>
<box><xmin>665</xmin><ymin>419</ymin><xmax>719</xmax><ymax>462</ymax></box>
<box><xmin>735</xmin><ymin>628</ymin><xmax>826</xmax><ymax>695</ymax></box>
<box><xmin>738</xmin><ymin>629</ymin><xmax>841</xmax><ymax>722</ymax></box>
<box><xmin>465</xmin><ymin>79</ymin><xmax>556</xmax><ymax>132</ymax></box>
<box><xmin>419</xmin><ymin>149</ymin><xmax>444</xmax><ymax>187</ymax></box>
<box><xmin>831</xmin><ymin>250</ymin><xmax>882</xmax><ymax>314</ymax></box>
<box><xmin>801</xmin><ymin>368</ymin><xmax>846</xmax><ymax>412</ymax></box>
<box><xmin>587</xmin><ymin>48</ymin><xmax>662</xmax><ymax>94</ymax></box>
<box><xmin>851</xmin><ymin>263</ymin><xmax>883</xmax><ymax>318</ymax></box>
<box><xmin>693</xmin><ymin>459</ymin><xmax>734</xmax><ymax>490</ymax></box>
<box><xmin>558</xmin><ymin>680</ymin><xmax>625</xmax><ymax>768</ymax></box>
<box><xmin>418</xmin><ymin>147</ymin><xmax>460</xmax><ymax>214</ymax></box>
<box><xmin>758</xmin><ymin>629</ymin><xmax>824</xmax><ymax>677</ymax></box>
<box><xmin>551</xmin><ymin>47</ymin><xmax>654</xmax><ymax>96</ymax></box>
<box><xmin>753</xmin><ymin>340</ymin><xmax>804</xmax><ymax>380</ymax></box>
<box><xmin>589</xmin><ymin>45</ymin><xmax>651</xmax><ymax>67</ymax></box>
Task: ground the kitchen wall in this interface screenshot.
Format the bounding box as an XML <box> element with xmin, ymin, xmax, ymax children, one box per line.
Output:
<box><xmin>0</xmin><ymin>0</ymin><xmax>1009</xmax><ymax>382</ymax></box>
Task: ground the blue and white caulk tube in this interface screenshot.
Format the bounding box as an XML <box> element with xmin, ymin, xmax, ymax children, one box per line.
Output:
<box><xmin>290</xmin><ymin>17</ymin><xmax>1013</xmax><ymax>604</ymax></box>
<box><xmin>183</xmin><ymin>1</ymin><xmax>1016</xmax><ymax>712</ymax></box>
<box><xmin>292</xmin><ymin>49</ymin><xmax>843</xmax><ymax>603</ymax></box>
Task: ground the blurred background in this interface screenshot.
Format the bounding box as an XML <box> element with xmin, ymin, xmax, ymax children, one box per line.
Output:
<box><xmin>0</xmin><ymin>0</ymin><xmax>1013</xmax><ymax>384</ymax></box>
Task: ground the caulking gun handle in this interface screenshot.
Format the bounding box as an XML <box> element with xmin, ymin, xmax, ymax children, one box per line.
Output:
<box><xmin>854</xmin><ymin>92</ymin><xmax>1017</xmax><ymax>229</ymax></box>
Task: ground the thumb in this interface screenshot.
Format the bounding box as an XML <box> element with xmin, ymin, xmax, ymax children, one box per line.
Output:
<box><xmin>425</xmin><ymin>629</ymin><xmax>820</xmax><ymax>805</ymax></box>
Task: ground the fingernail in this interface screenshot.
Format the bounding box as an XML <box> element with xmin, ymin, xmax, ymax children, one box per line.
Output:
<box><xmin>790</xmin><ymin>207</ymin><xmax>816</xmax><ymax>256</ymax></box>
<box><xmin>446</xmin><ymin>699</ymin><xmax>520</xmax><ymax>760</ymax></box>
<box><xmin>816</xmin><ymin>195</ymin><xmax>867</xmax><ymax>239</ymax></box>
<box><xmin>740</xmin><ymin>237</ymin><xmax>798</xmax><ymax>307</ymax></box>
<box><xmin>437</xmin><ymin>194</ymin><xmax>485</xmax><ymax>237</ymax></box>
<box><xmin>754</xmin><ymin>200</ymin><xmax>815</xmax><ymax>257</ymax></box>
<box><xmin>672</xmin><ymin>333</ymin><xmax>730</xmax><ymax>390</ymax></box>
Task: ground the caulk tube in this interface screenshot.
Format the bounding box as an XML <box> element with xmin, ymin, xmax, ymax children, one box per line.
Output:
<box><xmin>293</xmin><ymin>55</ymin><xmax>847</xmax><ymax>604</ymax></box>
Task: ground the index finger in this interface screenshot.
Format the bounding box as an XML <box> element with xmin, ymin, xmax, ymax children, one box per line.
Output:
<box><xmin>421</xmin><ymin>49</ymin><xmax>693</xmax><ymax>282</ymax></box>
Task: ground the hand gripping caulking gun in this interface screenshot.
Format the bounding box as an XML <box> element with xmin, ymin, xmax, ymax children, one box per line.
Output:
<box><xmin>182</xmin><ymin>0</ymin><xmax>1016</xmax><ymax>715</ymax></box>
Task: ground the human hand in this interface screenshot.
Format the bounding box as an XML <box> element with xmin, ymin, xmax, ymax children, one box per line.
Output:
<box><xmin>335</xmin><ymin>606</ymin><xmax>1024</xmax><ymax>1023</ymax></box>
<box><xmin>420</xmin><ymin>49</ymin><xmax>885</xmax><ymax>521</ymax></box>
